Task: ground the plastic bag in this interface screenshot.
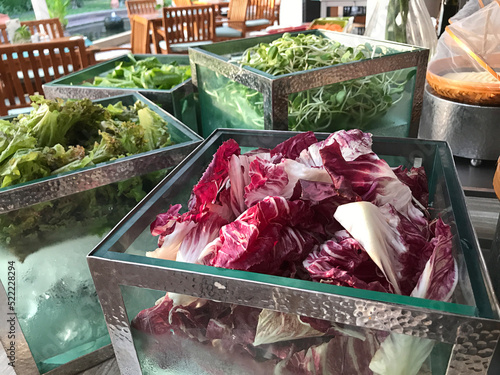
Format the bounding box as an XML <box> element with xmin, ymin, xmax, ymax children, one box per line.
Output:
<box><xmin>427</xmin><ymin>1</ymin><xmax>500</xmax><ymax>105</ymax></box>
<box><xmin>364</xmin><ymin>0</ymin><xmax>438</xmax><ymax>56</ymax></box>
<box><xmin>449</xmin><ymin>0</ymin><xmax>496</xmax><ymax>23</ymax></box>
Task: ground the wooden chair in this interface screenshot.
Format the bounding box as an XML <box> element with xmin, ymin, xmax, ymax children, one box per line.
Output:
<box><xmin>127</xmin><ymin>0</ymin><xmax>159</xmax><ymax>54</ymax></box>
<box><xmin>0</xmin><ymin>18</ymin><xmax>64</xmax><ymax>45</ymax></box>
<box><xmin>131</xmin><ymin>14</ymin><xmax>158</xmax><ymax>54</ymax></box>
<box><xmin>126</xmin><ymin>0</ymin><xmax>157</xmax><ymax>16</ymax></box>
<box><xmin>212</xmin><ymin>0</ymin><xmax>246</xmax><ymax>41</ymax></box>
<box><xmin>0</xmin><ymin>38</ymin><xmax>89</xmax><ymax>115</ymax></box>
<box><xmin>222</xmin><ymin>0</ymin><xmax>249</xmax><ymax>34</ymax></box>
<box><xmin>273</xmin><ymin>0</ymin><xmax>281</xmax><ymax>24</ymax></box>
<box><xmin>22</xmin><ymin>18</ymin><xmax>65</xmax><ymax>40</ymax></box>
<box><xmin>159</xmin><ymin>5</ymin><xmax>216</xmax><ymax>54</ymax></box>
<box><xmin>220</xmin><ymin>0</ymin><xmax>278</xmax><ymax>36</ymax></box>
<box><xmin>173</xmin><ymin>0</ymin><xmax>193</xmax><ymax>6</ymax></box>
<box><xmin>0</xmin><ymin>24</ymin><xmax>8</xmax><ymax>44</ymax></box>
<box><xmin>245</xmin><ymin>0</ymin><xmax>276</xmax><ymax>32</ymax></box>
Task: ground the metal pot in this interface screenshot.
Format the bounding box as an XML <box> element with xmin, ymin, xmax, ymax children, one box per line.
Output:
<box><xmin>419</xmin><ymin>85</ymin><xmax>500</xmax><ymax>163</ymax></box>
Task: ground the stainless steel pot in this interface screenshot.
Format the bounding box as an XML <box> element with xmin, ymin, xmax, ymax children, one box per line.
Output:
<box><xmin>419</xmin><ymin>85</ymin><xmax>500</xmax><ymax>163</ymax></box>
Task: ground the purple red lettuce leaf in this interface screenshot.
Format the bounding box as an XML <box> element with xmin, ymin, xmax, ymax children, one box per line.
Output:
<box><xmin>244</xmin><ymin>157</ymin><xmax>289</xmax><ymax>208</ymax></box>
<box><xmin>320</xmin><ymin>129</ymin><xmax>426</xmax><ymax>228</ymax></box>
<box><xmin>393</xmin><ymin>166</ymin><xmax>429</xmax><ymax>208</ymax></box>
<box><xmin>411</xmin><ymin>218</ymin><xmax>457</xmax><ymax>301</ymax></box>
<box><xmin>304</xmin><ymin>232</ymin><xmax>393</xmax><ymax>294</ymax></box>
<box><xmin>188</xmin><ymin>139</ymin><xmax>240</xmax><ymax>213</ymax></box>
<box><xmin>148</xmin><ymin>208</ymin><xmax>227</xmax><ymax>262</ymax></box>
<box><xmin>270</xmin><ymin>131</ymin><xmax>318</xmax><ymax>160</ymax></box>
<box><xmin>202</xmin><ymin>196</ymin><xmax>319</xmax><ymax>275</ymax></box>
<box><xmin>275</xmin><ymin>332</ymin><xmax>380</xmax><ymax>375</ymax></box>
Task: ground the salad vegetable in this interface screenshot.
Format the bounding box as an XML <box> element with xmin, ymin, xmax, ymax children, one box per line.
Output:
<box><xmin>0</xmin><ymin>95</ymin><xmax>173</xmax><ymax>188</ymax></box>
<box><xmin>12</xmin><ymin>25</ymin><xmax>31</xmax><ymax>44</ymax></box>
<box><xmin>203</xmin><ymin>33</ymin><xmax>415</xmax><ymax>132</ymax></box>
<box><xmin>133</xmin><ymin>130</ymin><xmax>458</xmax><ymax>374</ymax></box>
<box><xmin>86</xmin><ymin>54</ymin><xmax>191</xmax><ymax>90</ymax></box>
<box><xmin>0</xmin><ymin>96</ymin><xmax>175</xmax><ymax>260</ymax></box>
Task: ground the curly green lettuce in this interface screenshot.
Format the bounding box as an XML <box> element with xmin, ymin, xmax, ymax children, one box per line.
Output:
<box><xmin>0</xmin><ymin>96</ymin><xmax>174</xmax><ymax>188</ymax></box>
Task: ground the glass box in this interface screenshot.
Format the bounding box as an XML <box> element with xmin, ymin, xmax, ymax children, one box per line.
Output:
<box><xmin>0</xmin><ymin>94</ymin><xmax>202</xmax><ymax>374</ymax></box>
<box><xmin>88</xmin><ymin>129</ymin><xmax>500</xmax><ymax>375</ymax></box>
<box><xmin>189</xmin><ymin>30</ymin><xmax>429</xmax><ymax>138</ymax></box>
<box><xmin>43</xmin><ymin>54</ymin><xmax>198</xmax><ymax>133</ymax></box>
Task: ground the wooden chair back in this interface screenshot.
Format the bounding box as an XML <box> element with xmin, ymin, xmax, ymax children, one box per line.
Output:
<box><xmin>274</xmin><ymin>0</ymin><xmax>280</xmax><ymax>24</ymax></box>
<box><xmin>0</xmin><ymin>38</ymin><xmax>89</xmax><ymax>115</ymax></box>
<box><xmin>22</xmin><ymin>18</ymin><xmax>65</xmax><ymax>40</ymax></box>
<box><xmin>126</xmin><ymin>0</ymin><xmax>157</xmax><ymax>16</ymax></box>
<box><xmin>247</xmin><ymin>0</ymin><xmax>276</xmax><ymax>22</ymax></box>
<box><xmin>173</xmin><ymin>0</ymin><xmax>193</xmax><ymax>6</ymax></box>
<box><xmin>0</xmin><ymin>24</ymin><xmax>8</xmax><ymax>45</ymax></box>
<box><xmin>130</xmin><ymin>14</ymin><xmax>152</xmax><ymax>54</ymax></box>
<box><xmin>227</xmin><ymin>0</ymin><xmax>249</xmax><ymax>31</ymax></box>
<box><xmin>161</xmin><ymin>5</ymin><xmax>216</xmax><ymax>54</ymax></box>
<box><xmin>0</xmin><ymin>18</ymin><xmax>64</xmax><ymax>45</ymax></box>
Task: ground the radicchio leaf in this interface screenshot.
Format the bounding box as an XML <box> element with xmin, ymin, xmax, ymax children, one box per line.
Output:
<box><xmin>304</xmin><ymin>233</ymin><xmax>393</xmax><ymax>293</ymax></box>
<box><xmin>297</xmin><ymin>141</ymin><xmax>325</xmax><ymax>168</ymax></box>
<box><xmin>150</xmin><ymin>204</ymin><xmax>183</xmax><ymax>239</ymax></box>
<box><xmin>205</xmin><ymin>304</ymin><xmax>262</xmax><ymax>356</ymax></box>
<box><xmin>275</xmin><ymin>333</ymin><xmax>380</xmax><ymax>375</ymax></box>
<box><xmin>320</xmin><ymin>129</ymin><xmax>425</xmax><ymax>227</ymax></box>
<box><xmin>270</xmin><ymin>131</ymin><xmax>318</xmax><ymax>160</ymax></box>
<box><xmin>203</xmin><ymin>197</ymin><xmax>319</xmax><ymax>275</ymax></box>
<box><xmin>244</xmin><ymin>156</ymin><xmax>289</xmax><ymax>208</ymax></box>
<box><xmin>334</xmin><ymin>201</ymin><xmax>407</xmax><ymax>294</ymax></box>
<box><xmin>228</xmin><ymin>154</ymin><xmax>252</xmax><ymax>217</ymax></box>
<box><xmin>253</xmin><ymin>309</ymin><xmax>327</xmax><ymax>346</ymax></box>
<box><xmin>188</xmin><ymin>139</ymin><xmax>240</xmax><ymax>213</ymax></box>
<box><xmin>393</xmin><ymin>166</ymin><xmax>429</xmax><ymax>208</ymax></box>
<box><xmin>131</xmin><ymin>294</ymin><xmax>212</xmax><ymax>341</ymax></box>
<box><xmin>369</xmin><ymin>333</ymin><xmax>434</xmax><ymax>375</ymax></box>
<box><xmin>411</xmin><ymin>218</ymin><xmax>458</xmax><ymax>301</ymax></box>
<box><xmin>176</xmin><ymin>211</ymin><xmax>228</xmax><ymax>264</ymax></box>
<box><xmin>243</xmin><ymin>157</ymin><xmax>331</xmax><ymax>208</ymax></box>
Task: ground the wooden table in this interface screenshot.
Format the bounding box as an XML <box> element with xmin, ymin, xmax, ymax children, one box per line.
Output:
<box><xmin>130</xmin><ymin>13</ymin><xmax>163</xmax><ymax>54</ymax></box>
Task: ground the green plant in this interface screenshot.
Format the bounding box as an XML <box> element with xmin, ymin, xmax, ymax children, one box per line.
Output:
<box><xmin>12</xmin><ymin>25</ymin><xmax>31</xmax><ymax>44</ymax></box>
<box><xmin>156</xmin><ymin>0</ymin><xmax>173</xmax><ymax>9</ymax></box>
<box><xmin>47</xmin><ymin>0</ymin><xmax>71</xmax><ymax>28</ymax></box>
<box><xmin>0</xmin><ymin>0</ymin><xmax>32</xmax><ymax>13</ymax></box>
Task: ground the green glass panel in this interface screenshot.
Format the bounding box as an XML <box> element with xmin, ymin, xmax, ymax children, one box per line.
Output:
<box><xmin>0</xmin><ymin>168</ymin><xmax>169</xmax><ymax>372</ymax></box>
<box><xmin>197</xmin><ymin>65</ymin><xmax>264</xmax><ymax>137</ymax></box>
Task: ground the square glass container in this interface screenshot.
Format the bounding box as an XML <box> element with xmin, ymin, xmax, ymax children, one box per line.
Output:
<box><xmin>88</xmin><ymin>129</ymin><xmax>500</xmax><ymax>375</ymax></box>
<box><xmin>0</xmin><ymin>94</ymin><xmax>202</xmax><ymax>374</ymax></box>
<box><xmin>189</xmin><ymin>30</ymin><xmax>429</xmax><ymax>138</ymax></box>
<box><xmin>42</xmin><ymin>54</ymin><xmax>198</xmax><ymax>133</ymax></box>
